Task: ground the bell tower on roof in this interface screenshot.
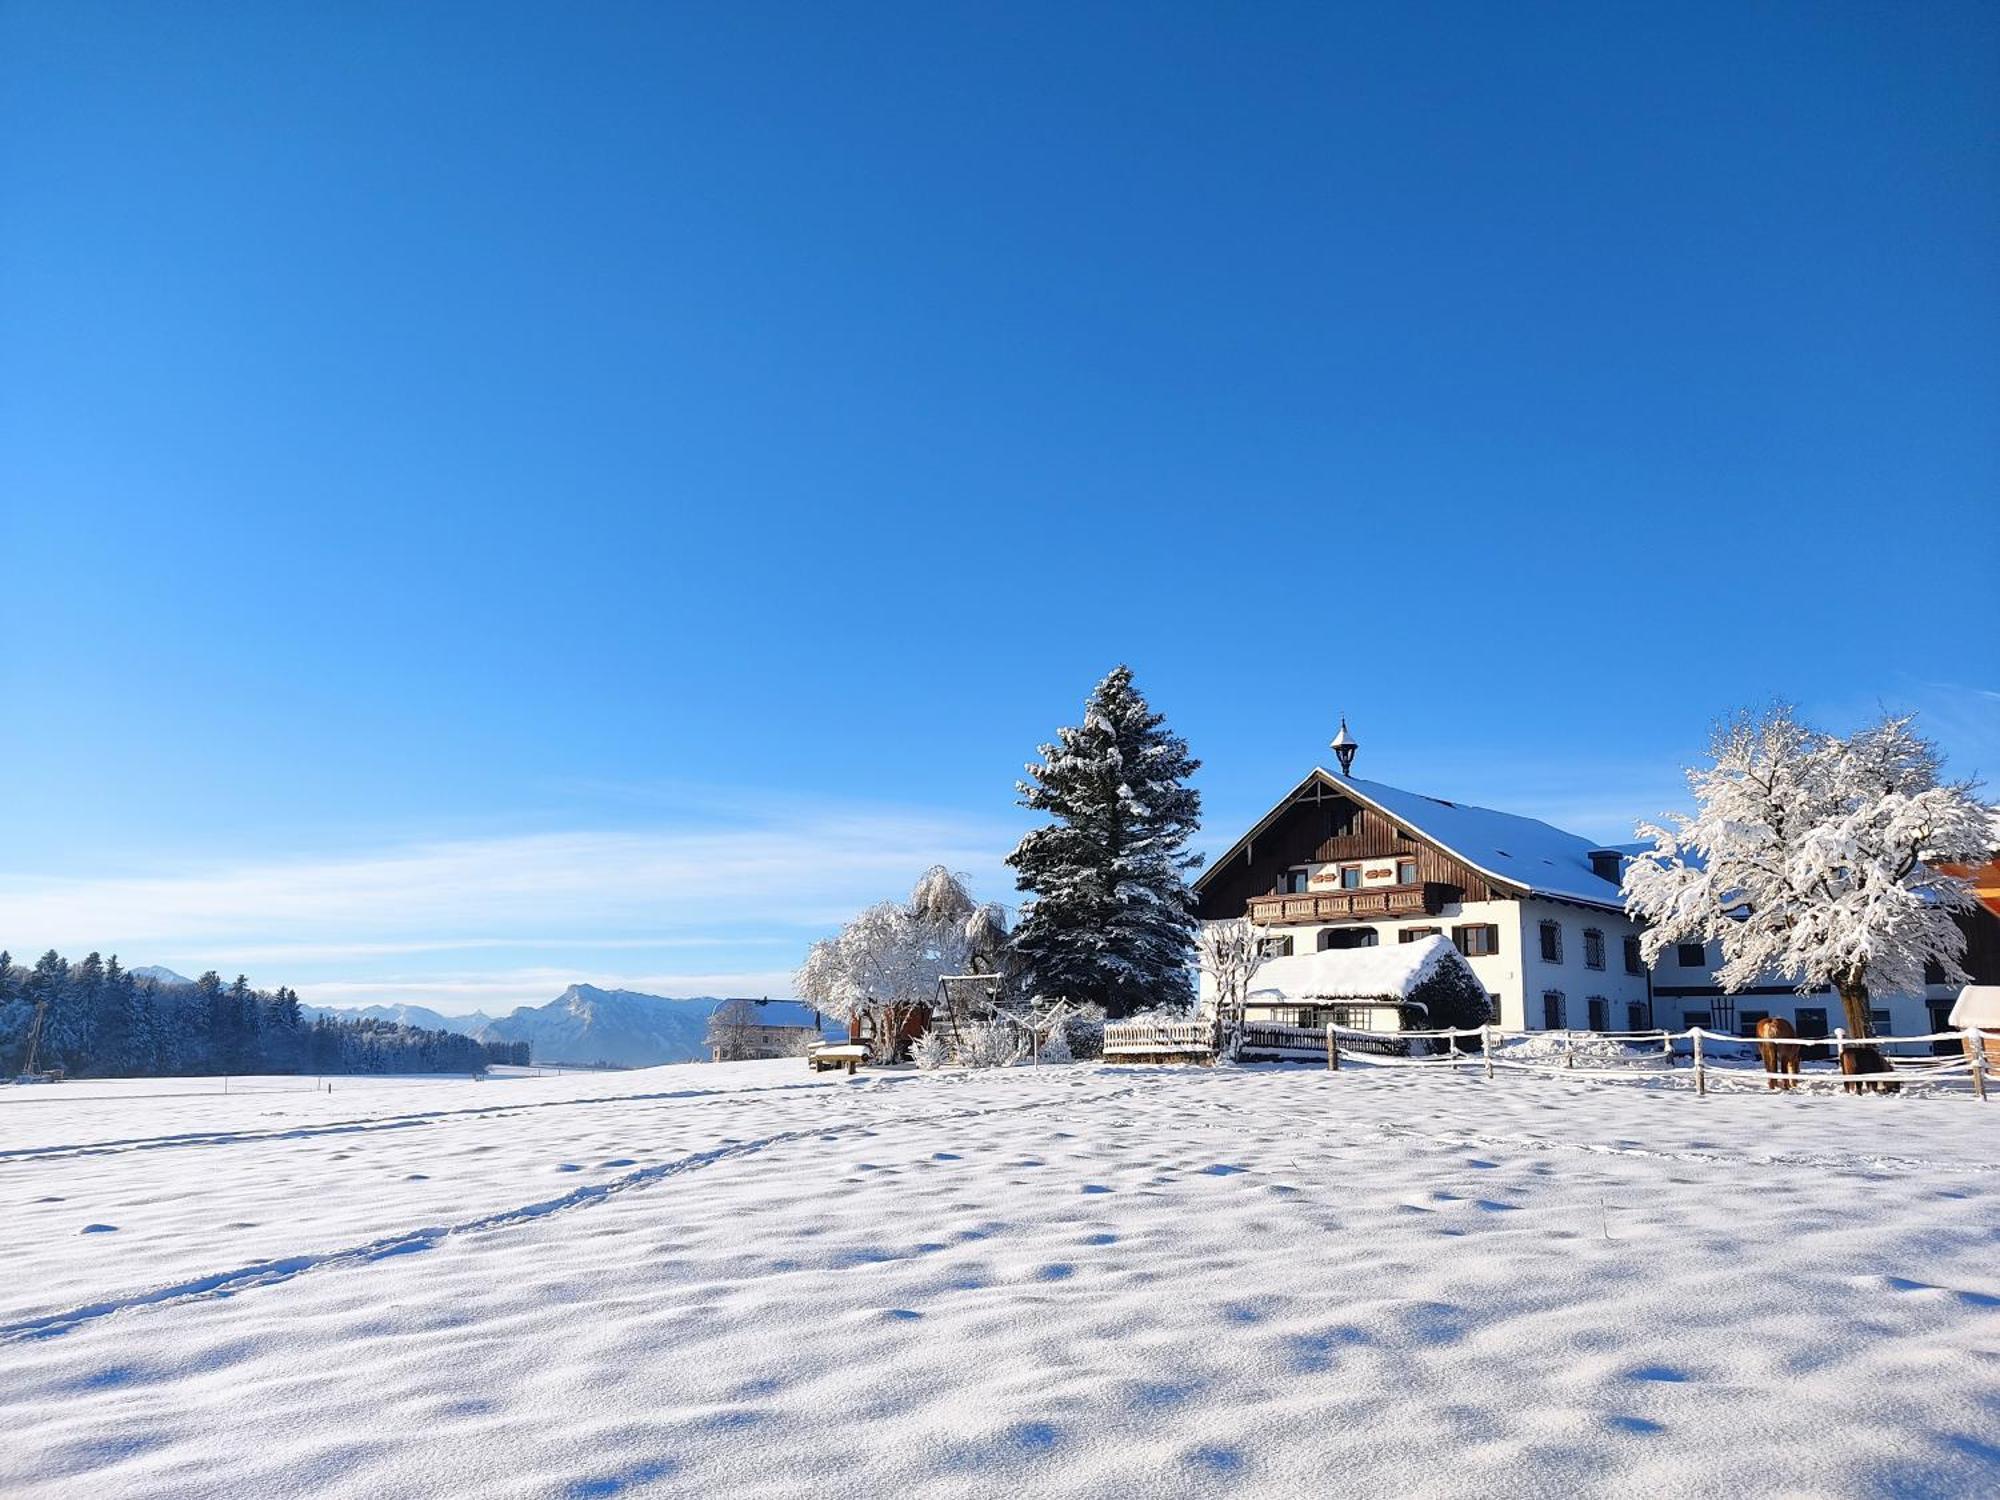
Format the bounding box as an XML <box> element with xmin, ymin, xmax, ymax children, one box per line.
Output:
<box><xmin>1330</xmin><ymin>716</ymin><xmax>1359</xmax><ymax>776</ymax></box>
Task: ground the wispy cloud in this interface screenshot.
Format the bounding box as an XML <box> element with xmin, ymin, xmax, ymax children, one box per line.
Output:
<box><xmin>290</xmin><ymin>967</ymin><xmax>806</xmax><ymax>1013</ymax></box>
<box><xmin>0</xmin><ymin>805</ymin><xmax>1017</xmax><ymax>1012</ymax></box>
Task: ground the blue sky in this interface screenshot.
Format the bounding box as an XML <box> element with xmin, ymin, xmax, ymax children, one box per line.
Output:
<box><xmin>3</xmin><ymin>2</ymin><xmax>1996</xmax><ymax>1013</ymax></box>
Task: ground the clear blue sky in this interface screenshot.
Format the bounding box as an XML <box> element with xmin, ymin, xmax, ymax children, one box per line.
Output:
<box><xmin>3</xmin><ymin>2</ymin><xmax>1996</xmax><ymax>1012</ymax></box>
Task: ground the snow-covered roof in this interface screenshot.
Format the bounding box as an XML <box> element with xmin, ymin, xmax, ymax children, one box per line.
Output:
<box><xmin>1249</xmin><ymin>935</ymin><xmax>1463</xmax><ymax>1002</ymax></box>
<box><xmin>1200</xmin><ymin>768</ymin><xmax>1630</xmax><ymax>911</ymax></box>
<box><xmin>711</xmin><ymin>998</ymin><xmax>823</xmax><ymax>1030</ymax></box>
<box><xmin>1947</xmin><ymin>986</ymin><xmax>2000</xmax><ymax>1029</ymax></box>
<box><xmin>1330</xmin><ymin>772</ymin><xmax>1629</xmax><ymax>908</ymax></box>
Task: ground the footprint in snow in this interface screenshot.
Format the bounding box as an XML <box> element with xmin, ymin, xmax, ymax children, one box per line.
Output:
<box><xmin>1626</xmin><ymin>1364</ymin><xmax>1691</xmax><ymax>1383</ymax></box>
<box><xmin>1079</xmin><ymin>1184</ymin><xmax>1112</xmax><ymax>1195</ymax></box>
<box><xmin>553</xmin><ymin>1163</ymin><xmax>582</xmax><ymax>1173</ymax></box>
<box><xmin>80</xmin><ymin>1223</ymin><xmax>118</xmax><ymax>1234</ymax></box>
<box><xmin>1607</xmin><ymin>1416</ymin><xmax>1666</xmax><ymax>1435</ymax></box>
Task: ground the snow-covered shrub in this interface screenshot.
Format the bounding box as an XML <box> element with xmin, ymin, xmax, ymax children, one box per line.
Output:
<box><xmin>1497</xmin><ymin>1033</ymin><xmax>1656</xmax><ymax>1070</ymax></box>
<box><xmin>869</xmin><ymin>1028</ymin><xmax>906</xmax><ymax>1066</ymax></box>
<box><xmin>953</xmin><ymin>1021</ymin><xmax>1027</xmax><ymax>1069</ymax></box>
<box><xmin>1037</xmin><ymin>1021</ymin><xmax>1073</xmax><ymax>1064</ymax></box>
<box><xmin>910</xmin><ymin>1029</ymin><xmax>951</xmax><ymax>1071</ymax></box>
<box><xmin>1057</xmin><ymin>1006</ymin><xmax>1105</xmax><ymax>1061</ymax></box>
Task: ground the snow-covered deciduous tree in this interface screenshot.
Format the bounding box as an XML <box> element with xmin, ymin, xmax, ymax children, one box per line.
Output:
<box><xmin>910</xmin><ymin>1029</ymin><xmax>951</xmax><ymax>1071</ymax></box>
<box><xmin>793</xmin><ymin>866</ymin><xmax>993</xmax><ymax>1063</ymax></box>
<box><xmin>705</xmin><ymin>998</ymin><xmax>761</xmax><ymax>1062</ymax></box>
<box><xmin>1196</xmin><ymin>918</ymin><xmax>1266</xmax><ymax>1028</ymax></box>
<box><xmin>1006</xmin><ymin>665</ymin><xmax>1203</xmax><ymax>1018</ymax></box>
<box><xmin>1623</xmin><ymin>708</ymin><xmax>1991</xmax><ymax>1037</ymax></box>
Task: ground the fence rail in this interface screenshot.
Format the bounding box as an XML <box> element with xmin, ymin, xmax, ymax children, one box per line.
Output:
<box><xmin>1103</xmin><ymin>1014</ymin><xmax>1992</xmax><ymax>1101</ymax></box>
<box><xmin>1102</xmin><ymin>1021</ymin><xmax>1217</xmax><ymax>1059</ymax></box>
<box><xmin>1324</xmin><ymin>1022</ymin><xmax>1990</xmax><ymax>1099</ymax></box>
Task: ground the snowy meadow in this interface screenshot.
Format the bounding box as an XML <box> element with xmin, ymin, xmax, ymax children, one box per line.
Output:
<box><xmin>3</xmin><ymin>1060</ymin><xmax>1997</xmax><ymax>1499</ymax></box>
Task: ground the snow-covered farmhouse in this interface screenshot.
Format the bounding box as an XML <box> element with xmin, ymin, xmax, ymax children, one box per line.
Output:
<box><xmin>1195</xmin><ymin>732</ymin><xmax>1650</xmax><ymax>1033</ymax></box>
<box><xmin>705</xmin><ymin>998</ymin><xmax>828</xmax><ymax>1062</ymax></box>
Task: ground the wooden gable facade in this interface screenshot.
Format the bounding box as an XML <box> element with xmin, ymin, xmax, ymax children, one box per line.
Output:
<box><xmin>1196</xmin><ymin>776</ymin><xmax>1505</xmax><ymax>927</ymax></box>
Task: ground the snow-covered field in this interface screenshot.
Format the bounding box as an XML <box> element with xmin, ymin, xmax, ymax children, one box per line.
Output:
<box><xmin>3</xmin><ymin>1061</ymin><xmax>1997</xmax><ymax>1499</ymax></box>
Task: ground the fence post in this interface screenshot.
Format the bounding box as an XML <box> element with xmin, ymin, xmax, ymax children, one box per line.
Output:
<box><xmin>1482</xmin><ymin>1024</ymin><xmax>1494</xmax><ymax>1080</ymax></box>
<box><xmin>1693</xmin><ymin>1029</ymin><xmax>1706</xmax><ymax>1097</ymax></box>
<box><xmin>1564</xmin><ymin>1032</ymin><xmax>1575</xmax><ymax>1070</ymax></box>
<box><xmin>1972</xmin><ymin>1030</ymin><xmax>1988</xmax><ymax>1102</ymax></box>
<box><xmin>1325</xmin><ymin>1024</ymin><xmax>1339</xmax><ymax>1072</ymax></box>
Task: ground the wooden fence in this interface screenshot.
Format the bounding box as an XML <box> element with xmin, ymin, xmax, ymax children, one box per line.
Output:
<box><xmin>1102</xmin><ymin>1015</ymin><xmax>1994</xmax><ymax>1099</ymax></box>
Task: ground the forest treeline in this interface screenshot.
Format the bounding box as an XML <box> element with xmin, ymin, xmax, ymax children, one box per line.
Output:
<box><xmin>0</xmin><ymin>949</ymin><xmax>509</xmax><ymax>1078</ymax></box>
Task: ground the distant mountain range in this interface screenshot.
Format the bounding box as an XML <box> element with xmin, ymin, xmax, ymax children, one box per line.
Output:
<box><xmin>296</xmin><ymin>1002</ymin><xmax>494</xmax><ymax>1036</ymax></box>
<box><xmin>475</xmin><ymin>984</ymin><xmax>727</xmax><ymax>1067</ymax></box>
<box><xmin>314</xmin><ymin>983</ymin><xmax>836</xmax><ymax>1067</ymax></box>
<box><xmin>135</xmin><ymin>966</ymin><xmax>827</xmax><ymax>1068</ymax></box>
<box><xmin>131</xmin><ymin>965</ymin><xmax>194</xmax><ymax>986</ymax></box>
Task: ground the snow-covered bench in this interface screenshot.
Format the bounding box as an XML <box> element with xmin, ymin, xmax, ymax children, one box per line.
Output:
<box><xmin>808</xmin><ymin>1043</ymin><xmax>866</xmax><ymax>1075</ymax></box>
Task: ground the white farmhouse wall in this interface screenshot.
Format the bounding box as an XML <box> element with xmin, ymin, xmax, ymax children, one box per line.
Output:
<box><xmin>1646</xmin><ymin>941</ymin><xmax>1950</xmax><ymax>1039</ymax></box>
<box><xmin>1513</xmin><ymin>899</ymin><xmax>1651</xmax><ymax>1033</ymax></box>
<box><xmin>1201</xmin><ymin>897</ymin><xmax>1645</xmax><ymax>1032</ymax></box>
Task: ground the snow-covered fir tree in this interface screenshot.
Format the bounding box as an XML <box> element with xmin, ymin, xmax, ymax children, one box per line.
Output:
<box><xmin>1006</xmin><ymin>665</ymin><xmax>1203</xmax><ymax>1017</ymax></box>
<box><xmin>1623</xmin><ymin>707</ymin><xmax>1992</xmax><ymax>1037</ymax></box>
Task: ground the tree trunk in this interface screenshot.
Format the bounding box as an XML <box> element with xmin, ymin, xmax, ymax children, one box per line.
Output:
<box><xmin>1835</xmin><ymin>977</ymin><xmax>1873</xmax><ymax>1039</ymax></box>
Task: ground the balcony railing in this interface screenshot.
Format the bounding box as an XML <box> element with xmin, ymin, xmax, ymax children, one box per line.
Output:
<box><xmin>1245</xmin><ymin>882</ymin><xmax>1448</xmax><ymax>926</ymax></box>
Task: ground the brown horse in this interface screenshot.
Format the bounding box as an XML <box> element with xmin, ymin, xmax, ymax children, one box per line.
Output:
<box><xmin>1756</xmin><ymin>1016</ymin><xmax>1801</xmax><ymax>1090</ymax></box>
<box><xmin>1839</xmin><ymin>1043</ymin><xmax>1901</xmax><ymax>1095</ymax></box>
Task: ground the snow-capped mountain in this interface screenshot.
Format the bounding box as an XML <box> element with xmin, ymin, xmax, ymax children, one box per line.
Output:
<box><xmin>298</xmin><ymin>1003</ymin><xmax>492</xmax><ymax>1036</ymax></box>
<box><xmin>474</xmin><ymin>984</ymin><xmax>730</xmax><ymax>1068</ymax></box>
<box><xmin>130</xmin><ymin>965</ymin><xmax>193</xmax><ymax>987</ymax></box>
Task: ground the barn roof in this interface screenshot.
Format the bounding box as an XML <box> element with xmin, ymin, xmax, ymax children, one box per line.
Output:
<box><xmin>1197</xmin><ymin>767</ymin><xmax>1628</xmax><ymax>911</ymax></box>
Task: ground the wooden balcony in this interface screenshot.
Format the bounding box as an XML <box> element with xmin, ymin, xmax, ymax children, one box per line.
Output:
<box><xmin>1245</xmin><ymin>883</ymin><xmax>1449</xmax><ymax>926</ymax></box>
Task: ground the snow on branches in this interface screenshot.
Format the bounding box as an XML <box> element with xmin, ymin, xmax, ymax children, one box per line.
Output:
<box><xmin>793</xmin><ymin>866</ymin><xmax>1009</xmax><ymax>1063</ymax></box>
<box><xmin>1007</xmin><ymin>665</ymin><xmax>1203</xmax><ymax>1017</ymax></box>
<box><xmin>1196</xmin><ymin>917</ymin><xmax>1265</xmax><ymax>1028</ymax></box>
<box><xmin>1623</xmin><ymin>707</ymin><xmax>1991</xmax><ymax>1035</ymax></box>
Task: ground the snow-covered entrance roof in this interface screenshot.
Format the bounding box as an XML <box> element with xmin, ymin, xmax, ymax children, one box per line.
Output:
<box><xmin>1199</xmin><ymin>767</ymin><xmax>1629</xmax><ymax>911</ymax></box>
<box><xmin>1947</xmin><ymin>986</ymin><xmax>2000</xmax><ymax>1029</ymax></box>
<box><xmin>1249</xmin><ymin>935</ymin><xmax>1462</xmax><ymax>1002</ymax></box>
